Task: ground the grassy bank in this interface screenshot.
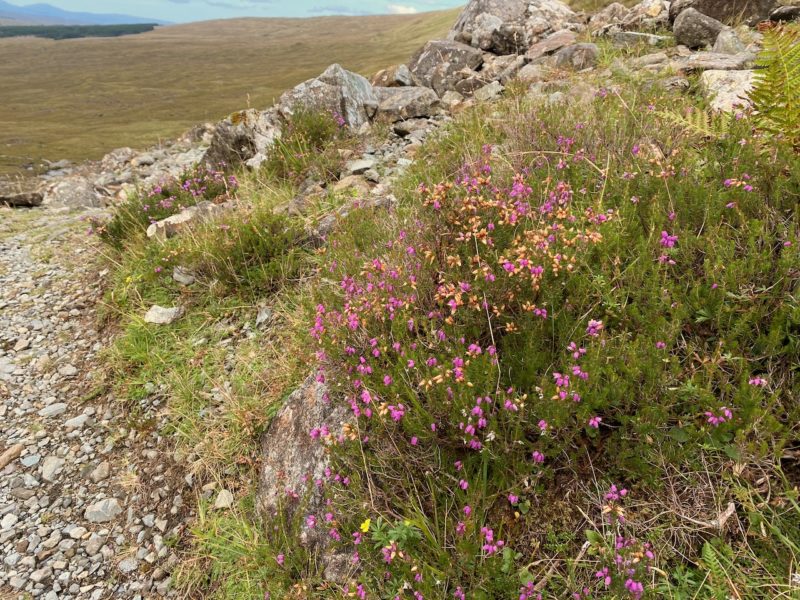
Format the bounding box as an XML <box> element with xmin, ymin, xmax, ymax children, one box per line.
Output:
<box><xmin>95</xmin><ymin>27</ymin><xmax>800</xmax><ymax>600</ymax></box>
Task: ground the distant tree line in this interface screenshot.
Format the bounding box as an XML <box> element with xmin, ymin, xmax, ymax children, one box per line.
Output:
<box><xmin>0</xmin><ymin>24</ymin><xmax>157</xmax><ymax>40</ymax></box>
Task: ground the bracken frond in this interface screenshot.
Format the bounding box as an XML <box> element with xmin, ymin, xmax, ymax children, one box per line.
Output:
<box><xmin>751</xmin><ymin>24</ymin><xmax>800</xmax><ymax>147</ymax></box>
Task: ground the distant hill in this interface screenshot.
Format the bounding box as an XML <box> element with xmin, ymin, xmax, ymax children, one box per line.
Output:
<box><xmin>0</xmin><ymin>0</ymin><xmax>165</xmax><ymax>25</ymax></box>
<box><xmin>0</xmin><ymin>9</ymin><xmax>459</xmax><ymax>175</ymax></box>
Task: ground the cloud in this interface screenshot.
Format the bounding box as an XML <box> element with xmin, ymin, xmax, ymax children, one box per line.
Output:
<box><xmin>167</xmin><ymin>0</ymin><xmax>276</xmax><ymax>6</ymax></box>
<box><xmin>307</xmin><ymin>4</ymin><xmax>371</xmax><ymax>15</ymax></box>
<box><xmin>386</xmin><ymin>3</ymin><xmax>418</xmax><ymax>13</ymax></box>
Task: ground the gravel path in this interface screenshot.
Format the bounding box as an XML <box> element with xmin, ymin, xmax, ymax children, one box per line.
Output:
<box><xmin>0</xmin><ymin>207</ymin><xmax>184</xmax><ymax>599</ymax></box>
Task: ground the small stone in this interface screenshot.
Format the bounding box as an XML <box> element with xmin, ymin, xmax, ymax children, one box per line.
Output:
<box><xmin>64</xmin><ymin>414</ymin><xmax>90</xmax><ymax>430</ymax></box>
<box><xmin>84</xmin><ymin>498</ymin><xmax>123</xmax><ymax>523</ymax></box>
<box><xmin>41</xmin><ymin>456</ymin><xmax>65</xmax><ymax>482</ymax></box>
<box><xmin>344</xmin><ymin>158</ymin><xmax>376</xmax><ymax>175</ymax></box>
<box><xmin>144</xmin><ymin>305</ymin><xmax>184</xmax><ymax>325</ymax></box>
<box><xmin>214</xmin><ymin>489</ymin><xmax>235</xmax><ymax>509</ymax></box>
<box><xmin>38</xmin><ymin>403</ymin><xmax>67</xmax><ymax>418</ymax></box>
<box><xmin>13</xmin><ymin>338</ymin><xmax>30</xmax><ymax>351</ymax></box>
<box><xmin>83</xmin><ymin>532</ymin><xmax>105</xmax><ymax>555</ymax></box>
<box><xmin>58</xmin><ymin>364</ymin><xmax>78</xmax><ymax>377</ymax></box>
<box><xmin>118</xmin><ymin>557</ymin><xmax>139</xmax><ymax>574</ymax></box>
<box><xmin>0</xmin><ymin>447</ymin><xmax>24</xmax><ymax>472</ymax></box>
<box><xmin>89</xmin><ymin>461</ymin><xmax>110</xmax><ymax>483</ymax></box>
<box><xmin>172</xmin><ymin>266</ymin><xmax>196</xmax><ymax>286</ymax></box>
<box><xmin>69</xmin><ymin>526</ymin><xmax>88</xmax><ymax>539</ymax></box>
<box><xmin>20</xmin><ymin>454</ymin><xmax>41</xmax><ymax>467</ymax></box>
<box><xmin>1</xmin><ymin>513</ymin><xmax>19</xmax><ymax>530</ymax></box>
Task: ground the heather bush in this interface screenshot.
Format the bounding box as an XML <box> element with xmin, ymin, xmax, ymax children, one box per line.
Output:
<box><xmin>91</xmin><ymin>164</ymin><xmax>237</xmax><ymax>250</ymax></box>
<box><xmin>293</xmin><ymin>86</ymin><xmax>800</xmax><ymax>599</ymax></box>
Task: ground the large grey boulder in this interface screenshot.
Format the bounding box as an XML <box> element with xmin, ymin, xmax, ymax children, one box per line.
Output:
<box><xmin>449</xmin><ymin>0</ymin><xmax>578</xmax><ymax>54</ymax></box>
<box><xmin>374</xmin><ymin>86</ymin><xmax>442</xmax><ymax>122</ymax></box>
<box><xmin>257</xmin><ymin>377</ymin><xmax>350</xmax><ymax>551</ymax></box>
<box><xmin>700</xmin><ymin>69</ymin><xmax>754</xmax><ymax>111</ymax></box>
<box><xmin>669</xmin><ymin>0</ymin><xmax>776</xmax><ymax>25</ymax></box>
<box><xmin>713</xmin><ymin>28</ymin><xmax>747</xmax><ymax>54</ymax></box>
<box><xmin>674</xmin><ymin>8</ymin><xmax>726</xmax><ymax>48</ymax></box>
<box><xmin>278</xmin><ymin>64</ymin><xmax>377</xmax><ymax>129</ymax></box>
<box><xmin>43</xmin><ymin>175</ymin><xmax>100</xmax><ymax>208</ymax></box>
<box><xmin>408</xmin><ymin>40</ymin><xmax>484</xmax><ymax>96</ymax></box>
<box><xmin>203</xmin><ymin>108</ymin><xmax>282</xmax><ymax>170</ymax></box>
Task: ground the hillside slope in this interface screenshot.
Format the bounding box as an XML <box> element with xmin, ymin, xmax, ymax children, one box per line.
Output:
<box><xmin>0</xmin><ymin>9</ymin><xmax>458</xmax><ymax>175</ymax></box>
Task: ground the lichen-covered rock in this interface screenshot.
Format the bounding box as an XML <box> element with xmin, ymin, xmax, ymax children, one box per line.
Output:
<box><xmin>525</xmin><ymin>29</ymin><xmax>578</xmax><ymax>63</ymax></box>
<box><xmin>408</xmin><ymin>40</ymin><xmax>484</xmax><ymax>95</ymax></box>
<box><xmin>257</xmin><ymin>377</ymin><xmax>350</xmax><ymax>552</ymax></box>
<box><xmin>374</xmin><ymin>86</ymin><xmax>442</xmax><ymax>122</ymax></box>
<box><xmin>449</xmin><ymin>0</ymin><xmax>579</xmax><ymax>54</ymax></box>
<box><xmin>674</xmin><ymin>8</ymin><xmax>726</xmax><ymax>48</ymax></box>
<box><xmin>371</xmin><ymin>64</ymin><xmax>413</xmax><ymax>87</ymax></box>
<box><xmin>278</xmin><ymin>64</ymin><xmax>378</xmax><ymax>129</ymax></box>
<box><xmin>700</xmin><ymin>69</ymin><xmax>754</xmax><ymax>111</ymax></box>
<box><xmin>145</xmin><ymin>201</ymin><xmax>229</xmax><ymax>241</ymax></box>
<box><xmin>589</xmin><ymin>2</ymin><xmax>631</xmax><ymax>31</ymax></box>
<box><xmin>713</xmin><ymin>28</ymin><xmax>747</xmax><ymax>54</ymax></box>
<box><xmin>670</xmin><ymin>0</ymin><xmax>776</xmax><ymax>25</ymax></box>
<box><xmin>43</xmin><ymin>175</ymin><xmax>100</xmax><ymax>208</ymax></box>
<box><xmin>620</xmin><ymin>0</ymin><xmax>670</xmax><ymax>30</ymax></box>
<box><xmin>554</xmin><ymin>43</ymin><xmax>600</xmax><ymax>70</ymax></box>
<box><xmin>203</xmin><ymin>108</ymin><xmax>282</xmax><ymax>170</ymax></box>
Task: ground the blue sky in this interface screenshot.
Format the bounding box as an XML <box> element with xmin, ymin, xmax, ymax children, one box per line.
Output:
<box><xmin>14</xmin><ymin>0</ymin><xmax>465</xmax><ymax>22</ymax></box>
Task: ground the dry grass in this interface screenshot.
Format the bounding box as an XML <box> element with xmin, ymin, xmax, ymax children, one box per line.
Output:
<box><xmin>0</xmin><ymin>10</ymin><xmax>458</xmax><ymax>175</ymax></box>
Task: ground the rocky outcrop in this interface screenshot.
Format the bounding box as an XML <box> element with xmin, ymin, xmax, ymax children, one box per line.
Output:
<box><xmin>669</xmin><ymin>0</ymin><xmax>776</xmax><ymax>25</ymax></box>
<box><xmin>277</xmin><ymin>63</ymin><xmax>378</xmax><ymax>129</ymax></box>
<box><xmin>674</xmin><ymin>8</ymin><xmax>726</xmax><ymax>48</ymax></box>
<box><xmin>257</xmin><ymin>377</ymin><xmax>350</xmax><ymax>549</ymax></box>
<box><xmin>408</xmin><ymin>40</ymin><xmax>484</xmax><ymax>96</ymax></box>
<box><xmin>554</xmin><ymin>43</ymin><xmax>600</xmax><ymax>70</ymax></box>
<box><xmin>202</xmin><ymin>109</ymin><xmax>282</xmax><ymax>170</ymax></box>
<box><xmin>449</xmin><ymin>0</ymin><xmax>579</xmax><ymax>54</ymax></box>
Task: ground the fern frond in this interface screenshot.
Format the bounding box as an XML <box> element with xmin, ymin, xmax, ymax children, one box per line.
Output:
<box><xmin>658</xmin><ymin>108</ymin><xmax>730</xmax><ymax>140</ymax></box>
<box><xmin>751</xmin><ymin>24</ymin><xmax>800</xmax><ymax>146</ymax></box>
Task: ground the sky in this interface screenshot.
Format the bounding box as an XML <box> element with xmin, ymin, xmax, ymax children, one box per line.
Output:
<box><xmin>12</xmin><ymin>0</ymin><xmax>465</xmax><ymax>22</ymax></box>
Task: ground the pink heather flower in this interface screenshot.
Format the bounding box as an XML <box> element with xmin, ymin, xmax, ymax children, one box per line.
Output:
<box><xmin>588</xmin><ymin>416</ymin><xmax>602</xmax><ymax>429</ymax></box>
<box><xmin>531</xmin><ymin>451</ymin><xmax>544</xmax><ymax>464</ymax></box>
<box><xmin>383</xmin><ymin>375</ymin><xmax>392</xmax><ymax>386</ymax></box>
<box><xmin>410</xmin><ymin>437</ymin><xmax>418</xmax><ymax>446</ymax></box>
<box><xmin>655</xmin><ymin>341</ymin><xmax>666</xmax><ymax>349</ymax></box>
<box><xmin>595</xmin><ymin>567</ymin><xmax>612</xmax><ymax>587</ymax></box>
<box><xmin>306</xmin><ymin>515</ymin><xmax>316</xmax><ymax>529</ymax></box>
<box><xmin>605</xmin><ymin>484</ymin><xmax>628</xmax><ymax>501</ymax></box>
<box><xmin>660</xmin><ymin>231</ymin><xmax>678</xmax><ymax>248</ymax></box>
<box><xmin>749</xmin><ymin>377</ymin><xmax>767</xmax><ymax>387</ymax></box>
<box><xmin>456</xmin><ymin>521</ymin><xmax>466</xmax><ymax>535</ymax></box>
<box><xmin>459</xmin><ymin>479</ymin><xmax>469</xmax><ymax>491</ymax></box>
<box><xmin>454</xmin><ymin>587</ymin><xmax>465</xmax><ymax>600</ymax></box>
<box><xmin>586</xmin><ymin>320</ymin><xmax>604</xmax><ymax>337</ymax></box>
<box><xmin>463</xmin><ymin>505</ymin><xmax>472</xmax><ymax>517</ymax></box>
<box><xmin>276</xmin><ymin>554</ymin><xmax>285</xmax><ymax>566</ymax></box>
<box><xmin>538</xmin><ymin>420</ymin><xmax>548</xmax><ymax>431</ymax></box>
<box><xmin>508</xmin><ymin>494</ymin><xmax>519</xmax><ymax>505</ymax></box>
<box><xmin>625</xmin><ymin>579</ymin><xmax>644</xmax><ymax>599</ymax></box>
<box><xmin>454</xmin><ymin>461</ymin><xmax>463</xmax><ymax>471</ymax></box>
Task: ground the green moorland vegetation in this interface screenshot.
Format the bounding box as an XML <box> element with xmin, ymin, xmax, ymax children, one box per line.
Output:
<box><xmin>92</xmin><ymin>20</ymin><xmax>800</xmax><ymax>600</ymax></box>
<box><xmin>0</xmin><ymin>9</ymin><xmax>458</xmax><ymax>176</ymax></box>
<box><xmin>0</xmin><ymin>23</ymin><xmax>158</xmax><ymax>40</ymax></box>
